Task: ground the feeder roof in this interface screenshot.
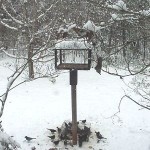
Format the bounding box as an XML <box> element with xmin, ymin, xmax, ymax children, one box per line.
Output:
<box><xmin>55</xmin><ymin>39</ymin><xmax>92</xmax><ymax>49</ymax></box>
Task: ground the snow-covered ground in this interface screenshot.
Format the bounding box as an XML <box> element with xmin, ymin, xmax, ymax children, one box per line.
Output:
<box><xmin>0</xmin><ymin>58</ymin><xmax>150</xmax><ymax>150</ymax></box>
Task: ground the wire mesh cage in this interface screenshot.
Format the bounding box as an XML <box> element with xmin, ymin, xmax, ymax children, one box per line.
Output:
<box><xmin>54</xmin><ymin>40</ymin><xmax>92</xmax><ymax>70</ymax></box>
<box><xmin>55</xmin><ymin>49</ymin><xmax>91</xmax><ymax>70</ymax></box>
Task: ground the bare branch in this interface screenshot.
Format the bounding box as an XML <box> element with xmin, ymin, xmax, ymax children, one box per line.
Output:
<box><xmin>124</xmin><ymin>95</ymin><xmax>150</xmax><ymax>110</ymax></box>
<box><xmin>0</xmin><ymin>20</ymin><xmax>18</xmax><ymax>30</ymax></box>
<box><xmin>30</xmin><ymin>0</ymin><xmax>59</xmax><ymax>23</ymax></box>
<box><xmin>2</xmin><ymin>4</ymin><xmax>24</xmax><ymax>25</ymax></box>
<box><xmin>2</xmin><ymin>50</ymin><xmax>28</xmax><ymax>60</ymax></box>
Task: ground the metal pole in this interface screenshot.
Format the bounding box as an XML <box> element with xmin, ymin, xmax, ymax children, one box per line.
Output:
<box><xmin>70</xmin><ymin>70</ymin><xmax>77</xmax><ymax>145</ymax></box>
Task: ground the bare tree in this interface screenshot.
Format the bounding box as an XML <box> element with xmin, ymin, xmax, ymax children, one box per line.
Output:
<box><xmin>92</xmin><ymin>0</ymin><xmax>150</xmax><ymax>110</ymax></box>
<box><xmin>0</xmin><ymin>0</ymin><xmax>59</xmax><ymax>78</ymax></box>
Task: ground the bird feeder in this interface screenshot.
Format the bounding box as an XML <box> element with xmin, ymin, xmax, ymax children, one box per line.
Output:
<box><xmin>54</xmin><ymin>49</ymin><xmax>91</xmax><ymax>70</ymax></box>
<box><xmin>54</xmin><ymin>40</ymin><xmax>92</xmax><ymax>145</ymax></box>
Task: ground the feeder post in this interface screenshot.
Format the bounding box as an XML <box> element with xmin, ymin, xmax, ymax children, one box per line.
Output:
<box><xmin>88</xmin><ymin>49</ymin><xmax>92</xmax><ymax>69</ymax></box>
<box><xmin>70</xmin><ymin>70</ymin><xmax>78</xmax><ymax>145</ymax></box>
<box><xmin>60</xmin><ymin>50</ymin><xmax>62</xmax><ymax>64</ymax></box>
<box><xmin>55</xmin><ymin>49</ymin><xmax>57</xmax><ymax>68</ymax></box>
<box><xmin>54</xmin><ymin>46</ymin><xmax>92</xmax><ymax>146</ymax></box>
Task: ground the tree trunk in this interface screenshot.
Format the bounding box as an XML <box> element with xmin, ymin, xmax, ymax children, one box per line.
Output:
<box><xmin>122</xmin><ymin>21</ymin><xmax>126</xmax><ymax>57</ymax></box>
<box><xmin>24</xmin><ymin>0</ymin><xmax>38</xmax><ymax>79</ymax></box>
<box><xmin>108</xmin><ymin>26</ymin><xmax>113</xmax><ymax>54</ymax></box>
<box><xmin>28</xmin><ymin>44</ymin><xmax>34</xmax><ymax>78</ymax></box>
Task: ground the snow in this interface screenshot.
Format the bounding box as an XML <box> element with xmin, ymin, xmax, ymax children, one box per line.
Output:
<box><xmin>140</xmin><ymin>9</ymin><xmax>150</xmax><ymax>16</ymax></box>
<box><xmin>58</xmin><ymin>27</ymin><xmax>68</xmax><ymax>33</ymax></box>
<box><xmin>68</xmin><ymin>24</ymin><xmax>77</xmax><ymax>31</ymax></box>
<box><xmin>7</xmin><ymin>77</ymin><xmax>14</xmax><ymax>89</ymax></box>
<box><xmin>2</xmin><ymin>50</ymin><xmax>19</xmax><ymax>59</ymax></box>
<box><xmin>24</xmin><ymin>0</ymin><xmax>28</xmax><ymax>3</ymax></box>
<box><xmin>0</xmin><ymin>59</ymin><xmax>150</xmax><ymax>149</ymax></box>
<box><xmin>110</xmin><ymin>13</ymin><xmax>137</xmax><ymax>21</ymax></box>
<box><xmin>58</xmin><ymin>21</ymin><xmax>102</xmax><ymax>34</ymax></box>
<box><xmin>55</xmin><ymin>39</ymin><xmax>91</xmax><ymax>49</ymax></box>
<box><xmin>83</xmin><ymin>20</ymin><xmax>101</xmax><ymax>32</ymax></box>
<box><xmin>111</xmin><ymin>14</ymin><xmax>118</xmax><ymax>20</ymax></box>
<box><xmin>32</xmin><ymin>1</ymin><xmax>59</xmax><ymax>22</ymax></box>
<box><xmin>0</xmin><ymin>131</ymin><xmax>21</xmax><ymax>149</ymax></box>
<box><xmin>58</xmin><ymin>23</ymin><xmax>76</xmax><ymax>33</ymax></box>
<box><xmin>107</xmin><ymin>0</ymin><xmax>127</xmax><ymax>11</ymax></box>
<box><xmin>2</xmin><ymin>4</ymin><xmax>23</xmax><ymax>25</ymax></box>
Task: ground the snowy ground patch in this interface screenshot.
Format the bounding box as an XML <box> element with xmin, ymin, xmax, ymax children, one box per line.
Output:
<box><xmin>0</xmin><ymin>59</ymin><xmax>150</xmax><ymax>150</ymax></box>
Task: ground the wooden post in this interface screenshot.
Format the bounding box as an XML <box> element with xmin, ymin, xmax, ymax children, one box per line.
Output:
<box><xmin>71</xmin><ymin>84</ymin><xmax>77</xmax><ymax>145</ymax></box>
<box><xmin>70</xmin><ymin>70</ymin><xmax>77</xmax><ymax>145</ymax></box>
<box><xmin>55</xmin><ymin>49</ymin><xmax>57</xmax><ymax>68</ymax></box>
<box><xmin>88</xmin><ymin>49</ymin><xmax>92</xmax><ymax>69</ymax></box>
<box><xmin>60</xmin><ymin>50</ymin><xmax>62</xmax><ymax>64</ymax></box>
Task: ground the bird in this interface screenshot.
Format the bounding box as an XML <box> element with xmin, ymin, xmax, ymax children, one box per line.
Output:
<box><xmin>64</xmin><ymin>123</ymin><xmax>72</xmax><ymax>134</ymax></box>
<box><xmin>120</xmin><ymin>76</ymin><xmax>123</xmax><ymax>79</ymax></box>
<box><xmin>64</xmin><ymin>140</ymin><xmax>68</xmax><ymax>146</ymax></box>
<box><xmin>57</xmin><ymin>127</ymin><xmax>61</xmax><ymax>134</ymax></box>
<box><xmin>24</xmin><ymin>136</ymin><xmax>36</xmax><ymax>142</ymax></box>
<box><xmin>84</xmin><ymin>126</ymin><xmax>91</xmax><ymax>136</ymax></box>
<box><xmin>60</xmin><ymin>134</ymin><xmax>63</xmax><ymax>140</ymax></box>
<box><xmin>47</xmin><ymin>128</ymin><xmax>57</xmax><ymax>133</ymax></box>
<box><xmin>48</xmin><ymin>135</ymin><xmax>55</xmax><ymax>140</ymax></box>
<box><xmin>31</xmin><ymin>146</ymin><xmax>36</xmax><ymax>150</ymax></box>
<box><xmin>81</xmin><ymin>119</ymin><xmax>86</xmax><ymax>123</ymax></box>
<box><xmin>64</xmin><ymin>134</ymin><xmax>70</xmax><ymax>140</ymax></box>
<box><xmin>64</xmin><ymin>122</ymin><xmax>69</xmax><ymax>128</ymax></box>
<box><xmin>53</xmin><ymin>140</ymin><xmax>59</xmax><ymax>145</ymax></box>
<box><xmin>95</xmin><ymin>131</ymin><xmax>104</xmax><ymax>139</ymax></box>
<box><xmin>78</xmin><ymin>134</ymin><xmax>84</xmax><ymax>147</ymax></box>
<box><xmin>60</xmin><ymin>134</ymin><xmax>70</xmax><ymax>140</ymax></box>
<box><xmin>68</xmin><ymin>122</ymin><xmax>72</xmax><ymax>127</ymax></box>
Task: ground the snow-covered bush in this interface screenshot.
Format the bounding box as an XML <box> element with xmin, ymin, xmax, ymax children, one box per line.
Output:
<box><xmin>0</xmin><ymin>130</ymin><xmax>21</xmax><ymax>150</ymax></box>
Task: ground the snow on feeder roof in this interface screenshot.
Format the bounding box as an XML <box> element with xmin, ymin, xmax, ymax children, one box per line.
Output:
<box><xmin>54</xmin><ymin>40</ymin><xmax>92</xmax><ymax>70</ymax></box>
<box><xmin>55</xmin><ymin>39</ymin><xmax>91</xmax><ymax>49</ymax></box>
<box><xmin>83</xmin><ymin>20</ymin><xmax>101</xmax><ymax>32</ymax></box>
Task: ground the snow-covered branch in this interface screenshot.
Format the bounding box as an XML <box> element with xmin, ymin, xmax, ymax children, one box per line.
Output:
<box><xmin>122</xmin><ymin>95</ymin><xmax>150</xmax><ymax>111</ymax></box>
<box><xmin>2</xmin><ymin>4</ymin><xmax>23</xmax><ymax>25</ymax></box>
<box><xmin>2</xmin><ymin>50</ymin><xmax>28</xmax><ymax>60</ymax></box>
<box><xmin>0</xmin><ymin>21</ymin><xmax>18</xmax><ymax>31</ymax></box>
<box><xmin>0</xmin><ymin>131</ymin><xmax>21</xmax><ymax>149</ymax></box>
<box><xmin>88</xmin><ymin>0</ymin><xmax>150</xmax><ymax>18</ymax></box>
<box><xmin>0</xmin><ymin>61</ymin><xmax>29</xmax><ymax>118</ymax></box>
<box><xmin>0</xmin><ymin>40</ymin><xmax>57</xmax><ymax>117</ymax></box>
<box><xmin>107</xmin><ymin>0</ymin><xmax>127</xmax><ymax>11</ymax></box>
<box><xmin>30</xmin><ymin>0</ymin><xmax>59</xmax><ymax>23</ymax></box>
